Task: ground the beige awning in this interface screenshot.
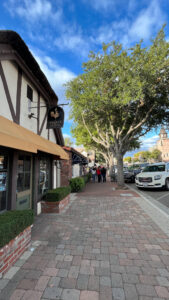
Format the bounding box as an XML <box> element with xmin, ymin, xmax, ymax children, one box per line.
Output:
<box><xmin>0</xmin><ymin>116</ymin><xmax>68</xmax><ymax>160</ymax></box>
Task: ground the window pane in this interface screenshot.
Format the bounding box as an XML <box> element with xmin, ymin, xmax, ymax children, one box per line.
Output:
<box><xmin>17</xmin><ymin>173</ymin><xmax>24</xmax><ymax>192</ymax></box>
<box><xmin>18</xmin><ymin>156</ymin><xmax>24</xmax><ymax>172</ymax></box>
<box><xmin>0</xmin><ymin>191</ymin><xmax>6</xmax><ymax>211</ymax></box>
<box><xmin>39</xmin><ymin>158</ymin><xmax>49</xmax><ymax>196</ymax></box>
<box><xmin>24</xmin><ymin>173</ymin><xmax>30</xmax><ymax>190</ymax></box>
<box><xmin>0</xmin><ymin>154</ymin><xmax>8</xmax><ymax>211</ymax></box>
<box><xmin>17</xmin><ymin>155</ymin><xmax>31</xmax><ymax>192</ymax></box>
<box><xmin>27</xmin><ymin>85</ymin><xmax>33</xmax><ymax>101</ymax></box>
<box><xmin>24</xmin><ymin>156</ymin><xmax>31</xmax><ymax>172</ymax></box>
<box><xmin>0</xmin><ymin>156</ymin><xmax>8</xmax><ymax>170</ymax></box>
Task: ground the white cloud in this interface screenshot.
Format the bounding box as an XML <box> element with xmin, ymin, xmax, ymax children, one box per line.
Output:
<box><xmin>63</xmin><ymin>133</ymin><xmax>72</xmax><ymax>139</ymax></box>
<box><xmin>4</xmin><ymin>0</ymin><xmax>62</xmax><ymax>22</ymax></box>
<box><xmin>4</xmin><ymin>0</ymin><xmax>90</xmax><ymax>57</ymax></box>
<box><xmin>128</xmin><ymin>0</ymin><xmax>165</xmax><ymax>42</ymax></box>
<box><xmin>91</xmin><ymin>0</ymin><xmax>166</xmax><ymax>48</ymax></box>
<box><xmin>125</xmin><ymin>134</ymin><xmax>159</xmax><ymax>157</ymax></box>
<box><xmin>93</xmin><ymin>19</ymin><xmax>129</xmax><ymax>45</ymax></box>
<box><xmin>34</xmin><ymin>53</ymin><xmax>75</xmax><ymax>93</ymax></box>
<box><xmin>140</xmin><ymin>135</ymin><xmax>159</xmax><ymax>149</ymax></box>
<box><xmin>4</xmin><ymin>0</ymin><xmax>167</xmax><ymax>60</ymax></box>
<box><xmin>54</xmin><ymin>28</ymin><xmax>90</xmax><ymax>57</ymax></box>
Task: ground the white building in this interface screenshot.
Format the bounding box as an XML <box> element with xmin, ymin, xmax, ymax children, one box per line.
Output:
<box><xmin>0</xmin><ymin>30</ymin><xmax>68</xmax><ymax>214</ymax></box>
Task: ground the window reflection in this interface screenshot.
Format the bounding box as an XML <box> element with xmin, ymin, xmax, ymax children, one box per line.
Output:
<box><xmin>39</xmin><ymin>158</ymin><xmax>49</xmax><ymax>196</ymax></box>
<box><xmin>0</xmin><ymin>155</ymin><xmax>8</xmax><ymax>211</ymax></box>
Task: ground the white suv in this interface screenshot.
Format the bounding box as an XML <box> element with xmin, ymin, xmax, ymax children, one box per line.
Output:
<box><xmin>135</xmin><ymin>162</ymin><xmax>169</xmax><ymax>190</ymax></box>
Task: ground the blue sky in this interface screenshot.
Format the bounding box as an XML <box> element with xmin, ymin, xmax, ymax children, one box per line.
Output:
<box><xmin>0</xmin><ymin>0</ymin><xmax>169</xmax><ymax>155</ymax></box>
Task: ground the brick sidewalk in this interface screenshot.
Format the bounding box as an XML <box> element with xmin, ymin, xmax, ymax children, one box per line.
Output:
<box><xmin>1</xmin><ymin>181</ymin><xmax>169</xmax><ymax>299</ymax></box>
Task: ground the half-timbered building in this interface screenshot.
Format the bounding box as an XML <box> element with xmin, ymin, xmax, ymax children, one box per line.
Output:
<box><xmin>61</xmin><ymin>147</ymin><xmax>88</xmax><ymax>186</ymax></box>
<box><xmin>0</xmin><ymin>30</ymin><xmax>68</xmax><ymax>214</ymax></box>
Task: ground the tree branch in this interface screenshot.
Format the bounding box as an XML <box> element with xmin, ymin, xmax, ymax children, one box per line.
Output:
<box><xmin>119</xmin><ymin>99</ymin><xmax>145</xmax><ymax>136</ymax></box>
<box><xmin>81</xmin><ymin>113</ymin><xmax>109</xmax><ymax>148</ymax></box>
<box><xmin>95</xmin><ymin>124</ymin><xmax>110</xmax><ymax>148</ymax></box>
<box><xmin>122</xmin><ymin>104</ymin><xmax>155</xmax><ymax>143</ymax></box>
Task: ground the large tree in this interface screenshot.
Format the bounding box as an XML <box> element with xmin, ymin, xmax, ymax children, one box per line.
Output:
<box><xmin>71</xmin><ymin>123</ymin><xmax>114</xmax><ymax>167</ymax></box>
<box><xmin>65</xmin><ymin>28</ymin><xmax>169</xmax><ymax>187</ymax></box>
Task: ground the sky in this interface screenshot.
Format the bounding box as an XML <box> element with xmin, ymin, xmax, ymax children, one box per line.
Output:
<box><xmin>0</xmin><ymin>0</ymin><xmax>169</xmax><ymax>156</ymax></box>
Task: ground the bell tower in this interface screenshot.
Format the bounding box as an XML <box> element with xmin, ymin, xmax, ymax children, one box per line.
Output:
<box><xmin>159</xmin><ymin>127</ymin><xmax>168</xmax><ymax>140</ymax></box>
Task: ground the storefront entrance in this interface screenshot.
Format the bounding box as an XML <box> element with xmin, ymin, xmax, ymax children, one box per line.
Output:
<box><xmin>16</xmin><ymin>154</ymin><xmax>32</xmax><ymax>210</ymax></box>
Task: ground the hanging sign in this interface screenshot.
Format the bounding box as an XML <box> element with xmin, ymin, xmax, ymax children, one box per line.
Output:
<box><xmin>47</xmin><ymin>106</ymin><xmax>64</xmax><ymax>129</ymax></box>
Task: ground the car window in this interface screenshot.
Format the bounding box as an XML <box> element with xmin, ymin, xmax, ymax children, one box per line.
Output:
<box><xmin>142</xmin><ymin>165</ymin><xmax>165</xmax><ymax>172</ymax></box>
<box><xmin>167</xmin><ymin>164</ymin><xmax>169</xmax><ymax>172</ymax></box>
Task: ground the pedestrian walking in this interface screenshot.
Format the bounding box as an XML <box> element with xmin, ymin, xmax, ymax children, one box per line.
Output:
<box><xmin>96</xmin><ymin>166</ymin><xmax>101</xmax><ymax>183</ymax></box>
<box><xmin>101</xmin><ymin>166</ymin><xmax>107</xmax><ymax>182</ymax></box>
<box><xmin>91</xmin><ymin>167</ymin><xmax>96</xmax><ymax>182</ymax></box>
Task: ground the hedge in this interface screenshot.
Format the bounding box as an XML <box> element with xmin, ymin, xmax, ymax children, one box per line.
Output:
<box><xmin>69</xmin><ymin>177</ymin><xmax>85</xmax><ymax>192</ymax></box>
<box><xmin>44</xmin><ymin>186</ymin><xmax>71</xmax><ymax>202</ymax></box>
<box><xmin>81</xmin><ymin>173</ymin><xmax>91</xmax><ymax>184</ymax></box>
<box><xmin>0</xmin><ymin>210</ymin><xmax>34</xmax><ymax>249</ymax></box>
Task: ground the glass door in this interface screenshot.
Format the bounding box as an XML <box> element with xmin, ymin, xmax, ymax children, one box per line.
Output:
<box><xmin>16</xmin><ymin>154</ymin><xmax>32</xmax><ymax>210</ymax></box>
<box><xmin>0</xmin><ymin>155</ymin><xmax>8</xmax><ymax>211</ymax></box>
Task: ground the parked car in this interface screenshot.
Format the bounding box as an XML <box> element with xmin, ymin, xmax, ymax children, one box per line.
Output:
<box><xmin>110</xmin><ymin>166</ymin><xmax>136</xmax><ymax>183</ymax></box>
<box><xmin>135</xmin><ymin>162</ymin><xmax>169</xmax><ymax>190</ymax></box>
<box><xmin>123</xmin><ymin>169</ymin><xmax>135</xmax><ymax>183</ymax></box>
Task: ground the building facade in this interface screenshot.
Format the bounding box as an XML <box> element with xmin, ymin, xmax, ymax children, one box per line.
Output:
<box><xmin>61</xmin><ymin>147</ymin><xmax>88</xmax><ymax>186</ymax></box>
<box><xmin>156</xmin><ymin>128</ymin><xmax>169</xmax><ymax>162</ymax></box>
<box><xmin>0</xmin><ymin>31</ymin><xmax>68</xmax><ymax>214</ymax></box>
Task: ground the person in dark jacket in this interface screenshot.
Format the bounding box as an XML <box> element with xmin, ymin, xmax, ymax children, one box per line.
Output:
<box><xmin>101</xmin><ymin>166</ymin><xmax>107</xmax><ymax>182</ymax></box>
<box><xmin>96</xmin><ymin>166</ymin><xmax>101</xmax><ymax>183</ymax></box>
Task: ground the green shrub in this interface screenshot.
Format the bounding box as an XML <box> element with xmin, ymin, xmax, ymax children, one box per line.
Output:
<box><xmin>83</xmin><ymin>173</ymin><xmax>91</xmax><ymax>183</ymax></box>
<box><xmin>0</xmin><ymin>210</ymin><xmax>34</xmax><ymax>249</ymax></box>
<box><xmin>44</xmin><ymin>186</ymin><xmax>71</xmax><ymax>202</ymax></box>
<box><xmin>69</xmin><ymin>177</ymin><xmax>85</xmax><ymax>192</ymax></box>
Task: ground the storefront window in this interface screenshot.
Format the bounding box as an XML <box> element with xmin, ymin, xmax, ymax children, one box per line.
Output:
<box><xmin>0</xmin><ymin>155</ymin><xmax>8</xmax><ymax>211</ymax></box>
<box><xmin>17</xmin><ymin>155</ymin><xmax>31</xmax><ymax>192</ymax></box>
<box><xmin>38</xmin><ymin>158</ymin><xmax>49</xmax><ymax>197</ymax></box>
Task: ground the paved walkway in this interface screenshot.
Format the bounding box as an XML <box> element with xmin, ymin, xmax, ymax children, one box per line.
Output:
<box><xmin>1</xmin><ymin>180</ymin><xmax>169</xmax><ymax>299</ymax></box>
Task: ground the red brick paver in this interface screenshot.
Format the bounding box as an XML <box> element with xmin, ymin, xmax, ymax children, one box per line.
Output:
<box><xmin>1</xmin><ymin>180</ymin><xmax>169</xmax><ymax>300</ymax></box>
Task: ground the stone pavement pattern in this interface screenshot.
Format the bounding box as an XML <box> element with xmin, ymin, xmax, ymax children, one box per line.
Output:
<box><xmin>1</xmin><ymin>181</ymin><xmax>169</xmax><ymax>299</ymax></box>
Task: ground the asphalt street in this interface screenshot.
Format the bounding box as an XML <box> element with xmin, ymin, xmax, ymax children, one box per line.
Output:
<box><xmin>129</xmin><ymin>183</ymin><xmax>169</xmax><ymax>209</ymax></box>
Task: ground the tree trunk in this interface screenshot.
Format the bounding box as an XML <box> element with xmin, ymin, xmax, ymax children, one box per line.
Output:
<box><xmin>116</xmin><ymin>153</ymin><xmax>125</xmax><ymax>188</ymax></box>
<box><xmin>106</xmin><ymin>153</ymin><xmax>114</xmax><ymax>169</ymax></box>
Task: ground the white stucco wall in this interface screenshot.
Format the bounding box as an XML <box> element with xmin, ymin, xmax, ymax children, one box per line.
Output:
<box><xmin>0</xmin><ymin>60</ymin><xmax>58</xmax><ymax>146</ymax></box>
<box><xmin>56</xmin><ymin>161</ymin><xmax>61</xmax><ymax>187</ymax></box>
<box><xmin>20</xmin><ymin>73</ymin><xmax>37</xmax><ymax>132</ymax></box>
<box><xmin>72</xmin><ymin>164</ymin><xmax>80</xmax><ymax>178</ymax></box>
<box><xmin>0</xmin><ymin>61</ymin><xmax>17</xmax><ymax>121</ymax></box>
<box><xmin>1</xmin><ymin>56</ymin><xmax>63</xmax><ymax>213</ymax></box>
<box><xmin>50</xmin><ymin>129</ymin><xmax>56</xmax><ymax>143</ymax></box>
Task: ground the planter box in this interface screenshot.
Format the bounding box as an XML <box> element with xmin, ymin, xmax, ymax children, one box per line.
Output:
<box><xmin>41</xmin><ymin>194</ymin><xmax>70</xmax><ymax>213</ymax></box>
<box><xmin>0</xmin><ymin>226</ymin><xmax>31</xmax><ymax>277</ymax></box>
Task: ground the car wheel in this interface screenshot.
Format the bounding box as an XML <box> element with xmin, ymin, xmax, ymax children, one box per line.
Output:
<box><xmin>165</xmin><ymin>178</ymin><xmax>169</xmax><ymax>191</ymax></box>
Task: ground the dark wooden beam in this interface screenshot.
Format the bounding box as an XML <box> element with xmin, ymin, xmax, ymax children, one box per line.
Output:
<box><xmin>0</xmin><ymin>61</ymin><xmax>16</xmax><ymax>122</ymax></box>
<box><xmin>16</xmin><ymin>66</ymin><xmax>22</xmax><ymax>124</ymax></box>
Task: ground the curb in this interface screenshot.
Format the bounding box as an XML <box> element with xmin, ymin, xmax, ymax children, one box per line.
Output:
<box><xmin>126</xmin><ymin>184</ymin><xmax>169</xmax><ymax>238</ymax></box>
